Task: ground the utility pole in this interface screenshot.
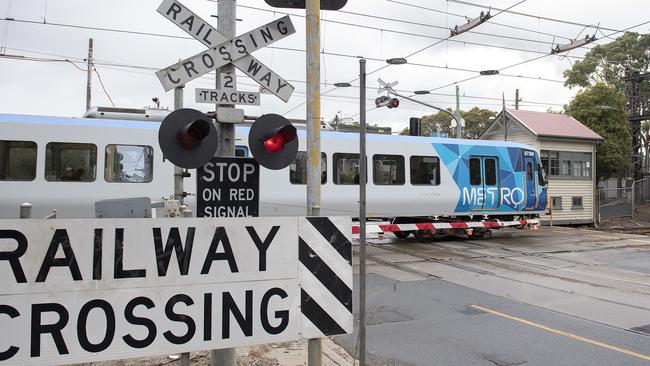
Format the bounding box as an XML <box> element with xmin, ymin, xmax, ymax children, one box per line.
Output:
<box><xmin>503</xmin><ymin>93</ymin><xmax>508</xmax><ymax>141</ymax></box>
<box><xmin>212</xmin><ymin>1</ymin><xmax>236</xmax><ymax>365</ymax></box>
<box><xmin>306</xmin><ymin>0</ymin><xmax>322</xmax><ymax>365</ymax></box>
<box><xmin>85</xmin><ymin>38</ymin><xmax>93</xmax><ymax>112</ymax></box>
<box><xmin>515</xmin><ymin>89</ymin><xmax>519</xmax><ymax>110</ymax></box>
<box><xmin>455</xmin><ymin>85</ymin><xmax>462</xmax><ymax>139</ymax></box>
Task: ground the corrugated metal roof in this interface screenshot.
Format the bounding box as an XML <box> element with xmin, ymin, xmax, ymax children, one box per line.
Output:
<box><xmin>507</xmin><ymin>109</ymin><xmax>603</xmax><ymax>141</ymax></box>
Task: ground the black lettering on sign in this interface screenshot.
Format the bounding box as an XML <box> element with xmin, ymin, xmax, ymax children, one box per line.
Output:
<box><xmin>31</xmin><ymin>303</ymin><xmax>69</xmax><ymax>357</ymax></box>
<box><xmin>277</xmin><ymin>20</ymin><xmax>288</xmax><ymax>35</ymax></box>
<box><xmin>183</xmin><ymin>61</ymin><xmax>198</xmax><ymax>77</ymax></box>
<box><xmin>222</xmin><ymin>290</ymin><xmax>253</xmax><ymax>339</ymax></box>
<box><xmin>218</xmin><ymin>46</ymin><xmax>231</xmax><ymax>62</ymax></box>
<box><xmin>123</xmin><ymin>297</ymin><xmax>157</xmax><ymax>349</ymax></box>
<box><xmin>167</xmin><ymin>73</ymin><xmax>181</xmax><ymax>85</ymax></box>
<box><xmin>202</xmin><ymin>53</ymin><xmax>215</xmax><ymax>69</ymax></box>
<box><xmin>276</xmin><ymin>79</ymin><xmax>289</xmax><ymax>93</ymax></box>
<box><xmin>153</xmin><ymin>227</ymin><xmax>195</xmax><ymax>276</ymax></box>
<box><xmin>234</xmin><ymin>39</ymin><xmax>247</xmax><ymax>54</ymax></box>
<box><xmin>201</xmin><ymin>227</ymin><xmax>239</xmax><ymax>274</ymax></box>
<box><xmin>180</xmin><ymin>15</ymin><xmax>195</xmax><ymax>31</ymax></box>
<box><xmin>93</xmin><ymin>229</ymin><xmax>102</xmax><ymax>280</ymax></box>
<box><xmin>261</xmin><ymin>288</ymin><xmax>289</xmax><ymax>335</ymax></box>
<box><xmin>202</xmin><ymin>28</ymin><xmax>213</xmax><ymax>45</ymax></box>
<box><xmin>0</xmin><ymin>229</ymin><xmax>27</xmax><ymax>283</ymax></box>
<box><xmin>0</xmin><ymin>305</ymin><xmax>19</xmax><ymax>360</ymax></box>
<box><xmin>246</xmin><ymin>59</ymin><xmax>263</xmax><ymax>76</ymax></box>
<box><xmin>245</xmin><ymin>226</ymin><xmax>279</xmax><ymax>271</ymax></box>
<box><xmin>223</xmin><ymin>74</ymin><xmax>234</xmax><ymax>88</ymax></box>
<box><xmin>163</xmin><ymin>294</ymin><xmax>196</xmax><ymax>345</ymax></box>
<box><xmin>77</xmin><ymin>299</ymin><xmax>115</xmax><ymax>353</ymax></box>
<box><xmin>248</xmin><ymin>33</ymin><xmax>258</xmax><ymax>48</ymax></box>
<box><xmin>260</xmin><ymin>27</ymin><xmax>273</xmax><ymax>44</ymax></box>
<box><xmin>165</xmin><ymin>2</ymin><xmax>181</xmax><ymax>20</ymax></box>
<box><xmin>114</xmin><ymin>228</ymin><xmax>146</xmax><ymax>279</ymax></box>
<box><xmin>203</xmin><ymin>293</ymin><xmax>213</xmax><ymax>341</ymax></box>
<box><xmin>36</xmin><ymin>229</ymin><xmax>82</xmax><ymax>282</ymax></box>
<box><xmin>260</xmin><ymin>72</ymin><xmax>272</xmax><ymax>87</ymax></box>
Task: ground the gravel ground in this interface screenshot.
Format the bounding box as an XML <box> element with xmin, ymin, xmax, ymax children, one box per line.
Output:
<box><xmin>596</xmin><ymin>204</ymin><xmax>650</xmax><ymax>231</ymax></box>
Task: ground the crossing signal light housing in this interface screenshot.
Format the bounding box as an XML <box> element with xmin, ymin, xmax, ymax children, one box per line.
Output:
<box><xmin>158</xmin><ymin>108</ymin><xmax>218</xmax><ymax>169</ymax></box>
<box><xmin>249</xmin><ymin>114</ymin><xmax>299</xmax><ymax>170</ymax></box>
<box><xmin>387</xmin><ymin>98</ymin><xmax>400</xmax><ymax>109</ymax></box>
<box><xmin>264</xmin><ymin>0</ymin><xmax>347</xmax><ymax>10</ymax></box>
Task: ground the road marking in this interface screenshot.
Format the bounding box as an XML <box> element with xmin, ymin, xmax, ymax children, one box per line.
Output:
<box><xmin>470</xmin><ymin>305</ymin><xmax>650</xmax><ymax>362</ymax></box>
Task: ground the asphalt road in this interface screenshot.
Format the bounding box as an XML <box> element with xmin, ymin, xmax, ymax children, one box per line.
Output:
<box><xmin>336</xmin><ymin>227</ymin><xmax>650</xmax><ymax>366</ymax></box>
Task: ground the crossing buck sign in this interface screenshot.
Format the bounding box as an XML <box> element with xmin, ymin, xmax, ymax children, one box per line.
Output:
<box><xmin>156</xmin><ymin>0</ymin><xmax>296</xmax><ymax>102</ymax></box>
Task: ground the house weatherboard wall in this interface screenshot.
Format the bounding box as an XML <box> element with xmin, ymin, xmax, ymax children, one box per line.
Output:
<box><xmin>480</xmin><ymin>109</ymin><xmax>603</xmax><ymax>225</ymax></box>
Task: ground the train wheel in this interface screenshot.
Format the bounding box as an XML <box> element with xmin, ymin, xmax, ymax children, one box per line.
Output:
<box><xmin>393</xmin><ymin>231</ymin><xmax>411</xmax><ymax>239</ymax></box>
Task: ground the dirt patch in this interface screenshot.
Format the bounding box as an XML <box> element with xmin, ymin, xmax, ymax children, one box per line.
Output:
<box><xmin>596</xmin><ymin>204</ymin><xmax>650</xmax><ymax>232</ymax></box>
<box><xmin>77</xmin><ymin>339</ymin><xmax>355</xmax><ymax>366</ymax></box>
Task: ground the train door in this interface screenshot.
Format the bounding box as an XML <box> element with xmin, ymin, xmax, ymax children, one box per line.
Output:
<box><xmin>523</xmin><ymin>152</ymin><xmax>538</xmax><ymax>210</ymax></box>
<box><xmin>468</xmin><ymin>156</ymin><xmax>500</xmax><ymax>210</ymax></box>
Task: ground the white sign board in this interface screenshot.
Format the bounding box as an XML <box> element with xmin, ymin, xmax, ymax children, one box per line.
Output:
<box><xmin>196</xmin><ymin>88</ymin><xmax>261</xmax><ymax>106</ymax></box>
<box><xmin>155</xmin><ymin>0</ymin><xmax>296</xmax><ymax>102</ymax></box>
<box><xmin>0</xmin><ymin>218</ymin><xmax>300</xmax><ymax>365</ymax></box>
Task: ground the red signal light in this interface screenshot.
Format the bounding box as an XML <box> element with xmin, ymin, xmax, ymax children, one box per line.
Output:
<box><xmin>263</xmin><ymin>125</ymin><xmax>297</xmax><ymax>153</ymax></box>
<box><xmin>387</xmin><ymin>98</ymin><xmax>399</xmax><ymax>109</ymax></box>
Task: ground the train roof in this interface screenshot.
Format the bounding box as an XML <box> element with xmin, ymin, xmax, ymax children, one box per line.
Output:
<box><xmin>0</xmin><ymin>113</ymin><xmax>534</xmax><ymax>150</ymax></box>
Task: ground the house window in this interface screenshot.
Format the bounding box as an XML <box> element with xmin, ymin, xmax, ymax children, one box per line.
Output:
<box><xmin>540</xmin><ymin>150</ymin><xmax>591</xmax><ymax>178</ymax></box>
<box><xmin>572</xmin><ymin>196</ymin><xmax>583</xmax><ymax>209</ymax></box>
<box><xmin>551</xmin><ymin>196</ymin><xmax>562</xmax><ymax>210</ymax></box>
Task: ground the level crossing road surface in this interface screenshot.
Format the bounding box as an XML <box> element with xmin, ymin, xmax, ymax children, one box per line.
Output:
<box><xmin>336</xmin><ymin>227</ymin><xmax>650</xmax><ymax>366</ymax></box>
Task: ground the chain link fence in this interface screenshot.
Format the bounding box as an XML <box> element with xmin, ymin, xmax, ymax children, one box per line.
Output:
<box><xmin>598</xmin><ymin>178</ymin><xmax>650</xmax><ymax>221</ymax></box>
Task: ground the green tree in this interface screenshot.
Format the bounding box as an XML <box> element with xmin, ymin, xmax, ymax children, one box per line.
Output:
<box><xmin>568</xmin><ymin>83</ymin><xmax>631</xmax><ymax>179</ymax></box>
<box><xmin>462</xmin><ymin>107</ymin><xmax>497</xmax><ymax>139</ymax></box>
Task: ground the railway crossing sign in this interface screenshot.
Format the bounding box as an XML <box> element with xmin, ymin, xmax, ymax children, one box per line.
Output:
<box><xmin>0</xmin><ymin>217</ymin><xmax>352</xmax><ymax>365</ymax></box>
<box><xmin>156</xmin><ymin>0</ymin><xmax>296</xmax><ymax>102</ymax></box>
<box><xmin>195</xmin><ymin>88</ymin><xmax>261</xmax><ymax>106</ymax></box>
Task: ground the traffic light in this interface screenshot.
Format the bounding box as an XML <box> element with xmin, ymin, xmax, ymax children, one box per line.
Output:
<box><xmin>409</xmin><ymin>117</ymin><xmax>421</xmax><ymax>136</ymax></box>
<box><xmin>248</xmin><ymin>114</ymin><xmax>299</xmax><ymax>170</ymax></box>
<box><xmin>264</xmin><ymin>0</ymin><xmax>347</xmax><ymax>10</ymax></box>
<box><xmin>375</xmin><ymin>96</ymin><xmax>389</xmax><ymax>108</ymax></box>
<box><xmin>158</xmin><ymin>108</ymin><xmax>218</xmax><ymax>169</ymax></box>
<box><xmin>387</xmin><ymin>98</ymin><xmax>400</xmax><ymax>109</ymax></box>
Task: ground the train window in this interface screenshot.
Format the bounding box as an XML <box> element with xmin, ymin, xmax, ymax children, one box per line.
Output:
<box><xmin>290</xmin><ymin>152</ymin><xmax>327</xmax><ymax>184</ymax></box>
<box><xmin>526</xmin><ymin>162</ymin><xmax>534</xmax><ymax>181</ymax></box>
<box><xmin>373</xmin><ymin>155</ymin><xmax>404</xmax><ymax>185</ymax></box>
<box><xmin>469</xmin><ymin>158</ymin><xmax>481</xmax><ymax>185</ymax></box>
<box><xmin>0</xmin><ymin>140</ymin><xmax>37</xmax><ymax>181</ymax></box>
<box><xmin>410</xmin><ymin>156</ymin><xmax>440</xmax><ymax>185</ymax></box>
<box><xmin>235</xmin><ymin>146</ymin><xmax>249</xmax><ymax>157</ymax></box>
<box><xmin>45</xmin><ymin>142</ymin><xmax>97</xmax><ymax>182</ymax></box>
<box><xmin>105</xmin><ymin>145</ymin><xmax>154</xmax><ymax>183</ymax></box>
<box><xmin>333</xmin><ymin>153</ymin><xmax>365</xmax><ymax>185</ymax></box>
<box><xmin>484</xmin><ymin>158</ymin><xmax>497</xmax><ymax>186</ymax></box>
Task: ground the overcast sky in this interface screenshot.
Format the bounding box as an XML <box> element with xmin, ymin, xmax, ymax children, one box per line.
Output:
<box><xmin>1</xmin><ymin>0</ymin><xmax>648</xmax><ymax>132</ymax></box>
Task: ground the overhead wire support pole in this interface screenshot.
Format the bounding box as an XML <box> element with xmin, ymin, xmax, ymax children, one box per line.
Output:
<box><xmin>359</xmin><ymin>58</ymin><xmax>367</xmax><ymax>366</ymax></box>
<box><xmin>306</xmin><ymin>0</ymin><xmax>322</xmax><ymax>364</ymax></box>
<box><xmin>450</xmin><ymin>10</ymin><xmax>491</xmax><ymax>37</ymax></box>
<box><xmin>551</xmin><ymin>34</ymin><xmax>596</xmax><ymax>54</ymax></box>
<box><xmin>85</xmin><ymin>38</ymin><xmax>93</xmax><ymax>112</ymax></box>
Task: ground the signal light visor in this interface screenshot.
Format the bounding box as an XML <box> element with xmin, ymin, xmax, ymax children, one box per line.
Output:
<box><xmin>176</xmin><ymin>119</ymin><xmax>211</xmax><ymax>150</ymax></box>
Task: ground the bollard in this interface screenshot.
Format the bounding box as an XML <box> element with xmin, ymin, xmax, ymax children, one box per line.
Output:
<box><xmin>20</xmin><ymin>203</ymin><xmax>32</xmax><ymax>219</ymax></box>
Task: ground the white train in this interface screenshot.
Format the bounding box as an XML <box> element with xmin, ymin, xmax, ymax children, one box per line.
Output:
<box><xmin>0</xmin><ymin>112</ymin><xmax>547</xmax><ymax>224</ymax></box>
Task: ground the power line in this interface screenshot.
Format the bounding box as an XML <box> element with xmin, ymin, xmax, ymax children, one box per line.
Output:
<box><xmin>385</xmin><ymin>0</ymin><xmax>574</xmax><ymax>41</ymax></box>
<box><xmin>447</xmin><ymin>0</ymin><xmax>621</xmax><ymax>33</ymax></box>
